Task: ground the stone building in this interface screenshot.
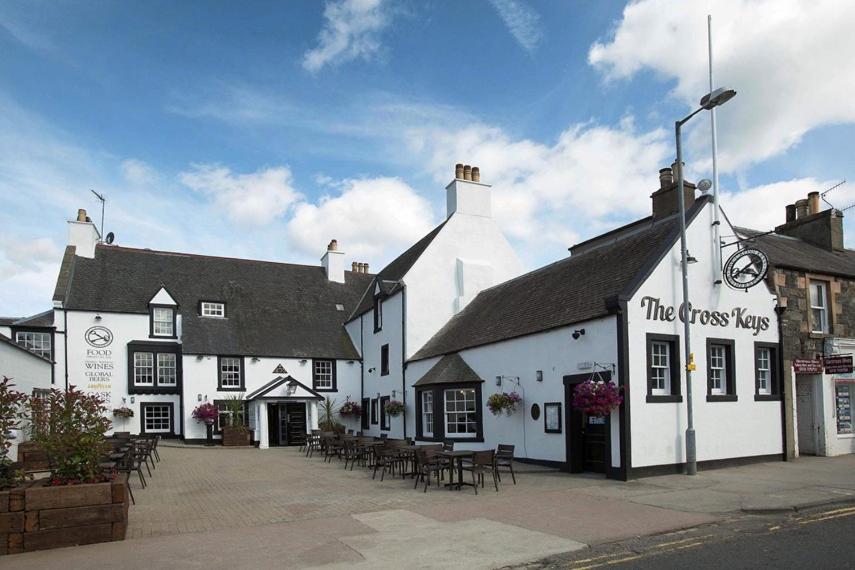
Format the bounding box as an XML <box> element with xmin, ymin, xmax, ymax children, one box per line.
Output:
<box><xmin>738</xmin><ymin>191</ymin><xmax>855</xmax><ymax>457</ymax></box>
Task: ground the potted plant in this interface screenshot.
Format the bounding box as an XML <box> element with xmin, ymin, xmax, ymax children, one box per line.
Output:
<box><xmin>338</xmin><ymin>400</ymin><xmax>362</xmax><ymax>418</ymax></box>
<box><xmin>112</xmin><ymin>406</ymin><xmax>134</xmax><ymax>419</ymax></box>
<box><xmin>571</xmin><ymin>379</ymin><xmax>623</xmax><ymax>417</ymax></box>
<box><xmin>384</xmin><ymin>400</ymin><xmax>405</xmax><ymax>417</ymax></box>
<box><xmin>319</xmin><ymin>397</ymin><xmax>345</xmax><ymax>434</ymax></box>
<box><xmin>221</xmin><ymin>394</ymin><xmax>250</xmax><ymax>446</ymax></box>
<box><xmin>192</xmin><ymin>402</ymin><xmax>219</xmax><ymax>446</ymax></box>
<box><xmin>487</xmin><ymin>391</ymin><xmax>522</xmax><ymax>416</ymax></box>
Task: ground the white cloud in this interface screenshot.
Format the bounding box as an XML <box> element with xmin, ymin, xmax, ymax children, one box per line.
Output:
<box><xmin>302</xmin><ymin>0</ymin><xmax>391</xmax><ymax>73</ymax></box>
<box><xmin>488</xmin><ymin>0</ymin><xmax>544</xmax><ymax>53</ymax></box>
<box><xmin>120</xmin><ymin>159</ymin><xmax>158</xmax><ymax>186</ymax></box>
<box><xmin>0</xmin><ymin>236</ymin><xmax>61</xmax><ymax>316</ymax></box>
<box><xmin>588</xmin><ymin>0</ymin><xmax>855</xmax><ymax>170</ymax></box>
<box><xmin>179</xmin><ymin>164</ymin><xmax>302</xmax><ymax>226</ymax></box>
<box><xmin>286</xmin><ymin>177</ymin><xmax>435</xmax><ymax>264</ymax></box>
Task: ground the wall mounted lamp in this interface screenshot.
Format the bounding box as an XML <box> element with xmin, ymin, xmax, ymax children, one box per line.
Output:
<box><xmin>300</xmin><ymin>359</ymin><xmax>308</xmax><ymax>365</ymax></box>
<box><xmin>251</xmin><ymin>356</ymin><xmax>260</xmax><ymax>363</ymax></box>
<box><xmin>495</xmin><ymin>376</ymin><xmax>502</xmax><ymax>386</ymax></box>
<box><xmin>368</xmin><ymin>367</ymin><xmax>376</xmax><ymax>374</ymax></box>
<box><xmin>391</xmin><ymin>390</ymin><xmax>397</xmax><ymax>398</ymax></box>
<box><xmin>196</xmin><ymin>355</ymin><xmax>203</xmax><ymax>361</ymax></box>
<box><xmin>572</xmin><ymin>329</ymin><xmax>586</xmax><ymax>340</ymax></box>
<box><xmin>536</xmin><ymin>370</ymin><xmax>543</xmax><ymax>382</ymax></box>
<box><xmin>129</xmin><ymin>396</ymin><xmax>135</xmax><ymax>404</ymax></box>
<box><xmin>197</xmin><ymin>393</ymin><xmax>203</xmax><ymax>402</ymax></box>
<box><xmin>685</xmin><ymin>251</ymin><xmax>698</xmax><ymax>264</ymax></box>
<box><xmin>94</xmin><ymin>314</ymin><xmax>102</xmax><ymax>322</ymax></box>
<box><xmin>347</xmin><ymin>360</ymin><xmax>355</xmax><ymax>365</ymax></box>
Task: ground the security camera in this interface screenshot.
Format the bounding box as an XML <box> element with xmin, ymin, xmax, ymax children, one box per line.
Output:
<box><xmin>572</xmin><ymin>329</ymin><xmax>586</xmax><ymax>340</ymax></box>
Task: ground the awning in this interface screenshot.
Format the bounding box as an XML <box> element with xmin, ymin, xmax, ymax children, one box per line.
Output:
<box><xmin>412</xmin><ymin>353</ymin><xmax>484</xmax><ymax>387</ymax></box>
<box><xmin>245</xmin><ymin>375</ymin><xmax>324</xmax><ymax>401</ymax></box>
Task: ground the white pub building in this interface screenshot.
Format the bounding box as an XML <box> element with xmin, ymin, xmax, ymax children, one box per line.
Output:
<box><xmin>5</xmin><ymin>163</ymin><xmax>787</xmax><ymax>478</ymax></box>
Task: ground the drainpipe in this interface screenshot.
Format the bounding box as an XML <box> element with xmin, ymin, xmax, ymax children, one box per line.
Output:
<box><xmin>360</xmin><ymin>314</ymin><xmax>364</xmax><ymax>429</ymax></box>
<box><xmin>401</xmin><ymin>284</ymin><xmax>407</xmax><ymax>439</ymax></box>
<box><xmin>775</xmin><ymin>303</ymin><xmax>789</xmax><ymax>461</ymax></box>
<box><xmin>63</xmin><ymin>308</ymin><xmax>69</xmax><ymax>391</ymax></box>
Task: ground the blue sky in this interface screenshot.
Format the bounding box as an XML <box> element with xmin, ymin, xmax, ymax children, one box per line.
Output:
<box><xmin>1</xmin><ymin>0</ymin><xmax>854</xmax><ymax>316</ymax></box>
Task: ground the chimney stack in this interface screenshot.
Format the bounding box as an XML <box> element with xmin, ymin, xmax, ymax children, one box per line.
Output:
<box><xmin>658</xmin><ymin>167</ymin><xmax>673</xmax><ymax>190</ymax></box>
<box><xmin>651</xmin><ymin>163</ymin><xmax>696</xmax><ymax>220</ymax></box>
<box><xmin>68</xmin><ymin>208</ymin><xmax>100</xmax><ymax>258</ymax></box>
<box><xmin>321</xmin><ymin>239</ymin><xmax>345</xmax><ymax>283</ymax></box>
<box><xmin>446</xmin><ymin>163</ymin><xmax>491</xmax><ymax>218</ymax></box>
<box><xmin>777</xmin><ymin>191</ymin><xmax>845</xmax><ymax>251</ymax></box>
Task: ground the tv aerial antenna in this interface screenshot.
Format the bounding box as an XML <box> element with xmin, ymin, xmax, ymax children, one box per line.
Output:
<box><xmin>90</xmin><ymin>189</ymin><xmax>106</xmax><ymax>243</ymax></box>
<box><xmin>820</xmin><ymin>180</ymin><xmax>846</xmax><ymax>210</ymax></box>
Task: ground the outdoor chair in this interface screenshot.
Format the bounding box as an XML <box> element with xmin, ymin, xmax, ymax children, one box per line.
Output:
<box><xmin>462</xmin><ymin>450</ymin><xmax>498</xmax><ymax>494</ymax></box>
<box><xmin>305</xmin><ymin>433</ymin><xmax>322</xmax><ymax>458</ymax></box>
<box><xmin>343</xmin><ymin>438</ymin><xmax>367</xmax><ymax>470</ymax></box>
<box><xmin>151</xmin><ymin>435</ymin><xmax>161</xmax><ymax>463</ymax></box>
<box><xmin>442</xmin><ymin>441</ymin><xmax>454</xmax><ymax>451</ymax></box>
<box><xmin>135</xmin><ymin>439</ymin><xmax>154</xmax><ymax>476</ymax></box>
<box><xmin>413</xmin><ymin>447</ymin><xmax>446</xmax><ymax>492</ymax></box>
<box><xmin>372</xmin><ymin>444</ymin><xmax>402</xmax><ymax>481</ymax></box>
<box><xmin>495</xmin><ymin>444</ymin><xmax>516</xmax><ymax>484</ymax></box>
<box><xmin>324</xmin><ymin>436</ymin><xmax>345</xmax><ymax>463</ymax></box>
<box><xmin>116</xmin><ymin>445</ymin><xmax>147</xmax><ymax>499</ymax></box>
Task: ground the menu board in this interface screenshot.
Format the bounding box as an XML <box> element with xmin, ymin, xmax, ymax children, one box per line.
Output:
<box><xmin>837</xmin><ymin>384</ymin><xmax>852</xmax><ymax>435</ymax></box>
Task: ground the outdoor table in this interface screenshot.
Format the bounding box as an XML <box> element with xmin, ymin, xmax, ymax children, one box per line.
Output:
<box><xmin>361</xmin><ymin>441</ymin><xmax>385</xmax><ymax>467</ymax></box>
<box><xmin>437</xmin><ymin>450</ymin><xmax>475</xmax><ymax>490</ymax></box>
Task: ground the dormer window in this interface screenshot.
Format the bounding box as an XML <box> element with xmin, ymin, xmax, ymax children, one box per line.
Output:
<box><xmin>151</xmin><ymin>307</ymin><xmax>175</xmax><ymax>337</ymax></box>
<box><xmin>201</xmin><ymin>301</ymin><xmax>225</xmax><ymax>318</ymax></box>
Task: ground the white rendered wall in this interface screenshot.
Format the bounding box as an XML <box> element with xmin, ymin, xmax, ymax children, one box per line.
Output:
<box><xmin>406</xmin><ymin>316</ymin><xmax>619</xmax><ymax>464</ymax></box>
<box><xmin>0</xmin><ymin>341</ymin><xmax>52</xmax><ymax>461</ymax></box>
<box><xmin>404</xmin><ymin>212</ymin><xmax>523</xmax><ymax>359</ymax></box>
<box><xmin>627</xmin><ymin>201</ymin><xmax>783</xmax><ymax>468</ymax></box>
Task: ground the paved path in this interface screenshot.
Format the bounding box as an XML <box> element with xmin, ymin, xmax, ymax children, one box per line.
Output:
<box><xmin>4</xmin><ymin>446</ymin><xmax>854</xmax><ymax>569</ymax></box>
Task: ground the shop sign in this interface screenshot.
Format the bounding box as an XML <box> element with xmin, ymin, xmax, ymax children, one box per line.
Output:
<box><xmin>640</xmin><ymin>296</ymin><xmax>771</xmax><ymax>336</ymax></box>
<box><xmin>825</xmin><ymin>355</ymin><xmax>853</xmax><ymax>375</ymax></box>
<box><xmin>83</xmin><ymin>326</ymin><xmax>114</xmax><ymax>405</ymax></box>
<box><xmin>793</xmin><ymin>358</ymin><xmax>823</xmax><ymax>374</ymax></box>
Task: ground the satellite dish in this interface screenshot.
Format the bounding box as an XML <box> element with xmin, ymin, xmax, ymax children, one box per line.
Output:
<box><xmin>697</xmin><ymin>179</ymin><xmax>713</xmax><ymax>194</ymax></box>
<box><xmin>105</xmin><ymin>232</ymin><xmax>115</xmax><ymax>244</ymax></box>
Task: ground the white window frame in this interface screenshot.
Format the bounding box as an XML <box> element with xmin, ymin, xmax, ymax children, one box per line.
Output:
<box><xmin>220</xmin><ymin>357</ymin><xmax>242</xmax><ymax>389</ymax></box>
<box><xmin>709</xmin><ymin>345</ymin><xmax>726</xmax><ymax>395</ymax></box>
<box><xmin>143</xmin><ymin>404</ymin><xmax>171</xmax><ymax>434</ymax></box>
<box><xmin>422</xmin><ymin>391</ymin><xmax>434</xmax><ymax>437</ymax></box>
<box><xmin>157</xmin><ymin>353</ymin><xmax>177</xmax><ymax>386</ymax></box>
<box><xmin>152</xmin><ymin>307</ymin><xmax>174</xmax><ymax>336</ymax></box>
<box><xmin>15</xmin><ymin>331</ymin><xmax>51</xmax><ymax>359</ymax></box>
<box><xmin>810</xmin><ymin>281</ymin><xmax>830</xmax><ymax>334</ymax></box>
<box><xmin>313</xmin><ymin>360</ymin><xmax>334</xmax><ymax>390</ymax></box>
<box><xmin>134</xmin><ymin>352</ymin><xmax>155</xmax><ymax>386</ymax></box>
<box><xmin>650</xmin><ymin>341</ymin><xmax>671</xmax><ymax>395</ymax></box>
<box><xmin>201</xmin><ymin>302</ymin><xmax>225</xmax><ymax>318</ymax></box>
<box><xmin>444</xmin><ymin>388</ymin><xmax>477</xmax><ymax>438</ymax></box>
<box><xmin>757</xmin><ymin>347</ymin><xmax>771</xmax><ymax>395</ymax></box>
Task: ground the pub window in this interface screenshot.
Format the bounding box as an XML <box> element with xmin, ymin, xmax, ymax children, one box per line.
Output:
<box><xmin>15</xmin><ymin>331</ymin><xmax>51</xmax><ymax>360</ymax></box>
<box><xmin>371</xmin><ymin>398</ymin><xmax>378</xmax><ymax>425</ymax></box>
<box><xmin>218</xmin><ymin>356</ymin><xmax>244</xmax><ymax>390</ymax></box>
<box><xmin>380</xmin><ymin>395</ymin><xmax>390</xmax><ymax>430</ymax></box>
<box><xmin>754</xmin><ymin>343</ymin><xmax>781</xmax><ymax>400</ymax></box>
<box><xmin>380</xmin><ymin>344</ymin><xmax>390</xmax><ymax>376</ymax></box>
<box><xmin>706</xmin><ymin>339</ymin><xmax>736</xmax><ymax>401</ymax></box>
<box><xmin>444</xmin><ymin>388</ymin><xmax>477</xmax><ymax>438</ymax></box>
<box><xmin>373</xmin><ymin>295</ymin><xmax>383</xmax><ymax>332</ymax></box>
<box><xmin>421</xmin><ymin>391</ymin><xmax>434</xmax><ymax>437</ymax></box>
<box><xmin>134</xmin><ymin>353</ymin><xmax>154</xmax><ymax>386</ymax></box>
<box><xmin>312</xmin><ymin>359</ymin><xmax>335</xmax><ymax>391</ymax></box>
<box><xmin>141</xmin><ymin>403</ymin><xmax>172</xmax><ymax>434</ymax></box>
<box><xmin>128</xmin><ymin>343</ymin><xmax>182</xmax><ymax>392</ymax></box>
<box><xmin>810</xmin><ymin>280</ymin><xmax>830</xmax><ymax>334</ymax></box>
<box><xmin>157</xmin><ymin>353</ymin><xmax>177</xmax><ymax>386</ymax></box>
<box><xmin>645</xmin><ymin>334</ymin><xmax>681</xmax><ymax>403</ymax></box>
<box><xmin>151</xmin><ymin>306</ymin><xmax>175</xmax><ymax>337</ymax></box>
<box><xmin>200</xmin><ymin>302</ymin><xmax>225</xmax><ymax>318</ymax></box>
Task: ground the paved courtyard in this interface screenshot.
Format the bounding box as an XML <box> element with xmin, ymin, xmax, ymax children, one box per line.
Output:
<box><xmin>6</xmin><ymin>445</ymin><xmax>855</xmax><ymax>569</ymax></box>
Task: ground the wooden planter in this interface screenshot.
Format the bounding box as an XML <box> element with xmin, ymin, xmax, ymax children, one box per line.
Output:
<box><xmin>222</xmin><ymin>426</ymin><xmax>251</xmax><ymax>446</ymax></box>
<box><xmin>0</xmin><ymin>474</ymin><xmax>129</xmax><ymax>555</ymax></box>
<box><xmin>17</xmin><ymin>442</ymin><xmax>49</xmax><ymax>472</ymax></box>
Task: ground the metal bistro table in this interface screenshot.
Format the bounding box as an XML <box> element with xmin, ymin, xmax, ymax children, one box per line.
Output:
<box><xmin>437</xmin><ymin>449</ymin><xmax>475</xmax><ymax>490</ymax></box>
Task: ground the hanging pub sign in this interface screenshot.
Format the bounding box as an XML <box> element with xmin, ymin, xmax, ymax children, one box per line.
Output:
<box><xmin>723</xmin><ymin>248</ymin><xmax>769</xmax><ymax>290</ymax></box>
<box><xmin>824</xmin><ymin>355</ymin><xmax>853</xmax><ymax>375</ymax></box>
<box><xmin>793</xmin><ymin>358</ymin><xmax>823</xmax><ymax>374</ymax></box>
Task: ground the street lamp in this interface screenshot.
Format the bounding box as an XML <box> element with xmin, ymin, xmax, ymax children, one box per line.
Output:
<box><xmin>675</xmin><ymin>87</ymin><xmax>736</xmax><ymax>476</ymax></box>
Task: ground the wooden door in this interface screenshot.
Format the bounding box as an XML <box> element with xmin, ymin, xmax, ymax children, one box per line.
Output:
<box><xmin>282</xmin><ymin>403</ymin><xmax>307</xmax><ymax>446</ymax></box>
<box><xmin>582</xmin><ymin>415</ymin><xmax>607</xmax><ymax>473</ymax></box>
<box><xmin>564</xmin><ymin>373</ymin><xmax>610</xmax><ymax>475</ymax></box>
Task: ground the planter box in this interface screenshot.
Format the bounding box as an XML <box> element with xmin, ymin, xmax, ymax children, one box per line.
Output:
<box><xmin>0</xmin><ymin>474</ymin><xmax>129</xmax><ymax>555</ymax></box>
<box><xmin>222</xmin><ymin>426</ymin><xmax>251</xmax><ymax>446</ymax></box>
<box><xmin>17</xmin><ymin>442</ymin><xmax>49</xmax><ymax>471</ymax></box>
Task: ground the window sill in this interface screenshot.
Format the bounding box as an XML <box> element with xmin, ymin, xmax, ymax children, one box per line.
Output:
<box><xmin>149</xmin><ymin>334</ymin><xmax>178</xmax><ymax>340</ymax></box>
<box><xmin>646</xmin><ymin>395</ymin><xmax>683</xmax><ymax>403</ymax></box>
<box><xmin>754</xmin><ymin>394</ymin><xmax>781</xmax><ymax>401</ymax></box>
<box><xmin>313</xmin><ymin>387</ymin><xmax>337</xmax><ymax>392</ymax></box>
<box><xmin>706</xmin><ymin>395</ymin><xmax>738</xmax><ymax>402</ymax></box>
<box><xmin>128</xmin><ymin>385</ymin><xmax>181</xmax><ymax>395</ymax></box>
<box><xmin>217</xmin><ymin>386</ymin><xmax>246</xmax><ymax>392</ymax></box>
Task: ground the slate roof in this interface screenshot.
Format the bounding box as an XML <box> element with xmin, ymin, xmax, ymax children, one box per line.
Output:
<box><xmin>57</xmin><ymin>245</ymin><xmax>373</xmax><ymax>359</ymax></box>
<box><xmin>735</xmin><ymin>227</ymin><xmax>855</xmax><ymax>278</ymax></box>
<box><xmin>348</xmin><ymin>219</ymin><xmax>448</xmax><ymax>321</ymax></box>
<box><xmin>3</xmin><ymin>310</ymin><xmax>55</xmax><ymax>328</ymax></box>
<box><xmin>411</xmin><ymin>198</ymin><xmax>710</xmax><ymax>361</ymax></box>
<box><xmin>412</xmin><ymin>353</ymin><xmax>484</xmax><ymax>386</ymax></box>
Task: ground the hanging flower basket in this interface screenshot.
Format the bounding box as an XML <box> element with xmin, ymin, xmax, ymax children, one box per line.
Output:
<box><xmin>339</xmin><ymin>400</ymin><xmax>362</xmax><ymax>417</ymax></box>
<box><xmin>487</xmin><ymin>391</ymin><xmax>522</xmax><ymax>416</ymax></box>
<box><xmin>112</xmin><ymin>406</ymin><xmax>134</xmax><ymax>419</ymax></box>
<box><xmin>192</xmin><ymin>402</ymin><xmax>219</xmax><ymax>425</ymax></box>
<box><xmin>384</xmin><ymin>400</ymin><xmax>405</xmax><ymax>417</ymax></box>
<box><xmin>572</xmin><ymin>379</ymin><xmax>623</xmax><ymax>417</ymax></box>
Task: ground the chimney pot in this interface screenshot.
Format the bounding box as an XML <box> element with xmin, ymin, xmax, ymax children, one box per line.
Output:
<box><xmin>77</xmin><ymin>208</ymin><xmax>87</xmax><ymax>222</ymax></box>
<box><xmin>671</xmin><ymin>160</ymin><xmax>683</xmax><ymax>183</ymax></box>
<box><xmin>455</xmin><ymin>163</ymin><xmax>464</xmax><ymax>179</ymax></box>
<box><xmin>471</xmin><ymin>166</ymin><xmax>480</xmax><ymax>183</ymax></box>
<box><xmin>808</xmin><ymin>191</ymin><xmax>821</xmax><ymax>215</ymax></box>
<box><xmin>785</xmin><ymin>204</ymin><xmax>796</xmax><ymax>223</ymax></box>
<box><xmin>658</xmin><ymin>167</ymin><xmax>673</xmax><ymax>190</ymax></box>
<box><xmin>795</xmin><ymin>199</ymin><xmax>809</xmax><ymax>219</ymax></box>
<box><xmin>463</xmin><ymin>165</ymin><xmax>472</xmax><ymax>181</ymax></box>
<box><xmin>363</xmin><ymin>263</ymin><xmax>369</xmax><ymax>273</ymax></box>
<box><xmin>328</xmin><ymin>239</ymin><xmax>338</xmax><ymax>251</ymax></box>
<box><xmin>352</xmin><ymin>261</ymin><xmax>358</xmax><ymax>272</ymax></box>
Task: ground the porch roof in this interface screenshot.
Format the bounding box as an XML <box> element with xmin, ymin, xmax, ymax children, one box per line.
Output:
<box><xmin>245</xmin><ymin>375</ymin><xmax>324</xmax><ymax>401</ymax></box>
<box><xmin>412</xmin><ymin>353</ymin><xmax>483</xmax><ymax>387</ymax></box>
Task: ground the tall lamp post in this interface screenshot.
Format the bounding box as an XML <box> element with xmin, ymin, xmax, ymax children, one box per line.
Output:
<box><xmin>676</xmin><ymin>87</ymin><xmax>736</xmax><ymax>475</ymax></box>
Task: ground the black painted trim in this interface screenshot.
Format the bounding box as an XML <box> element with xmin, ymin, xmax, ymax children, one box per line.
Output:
<box><xmin>126</xmin><ymin>341</ymin><xmax>182</xmax><ymax>395</ymax></box>
<box><xmin>148</xmin><ymin>304</ymin><xmax>177</xmax><ymax>339</ymax></box>
<box><xmin>140</xmin><ymin>401</ymin><xmax>176</xmax><ymax>437</ymax></box>
<box><xmin>627</xmin><ymin>452</ymin><xmax>784</xmax><ymax>479</ymax></box>
<box><xmin>10</xmin><ymin>325</ymin><xmax>55</xmax><ymax>364</ymax></box>
<box><xmin>513</xmin><ymin>457</ymin><xmax>564</xmax><ymax>470</ymax></box>
<box><xmin>607</xmin><ymin>297</ymin><xmax>630</xmax><ymax>482</ymax></box>
<box><xmin>370</xmin><ymin>398</ymin><xmax>378</xmax><ymax>425</ymax></box>
<box><xmin>706</xmin><ymin>394</ymin><xmax>738</xmax><ymax>402</ymax></box>
<box><xmin>217</xmin><ymin>355</ymin><xmax>246</xmax><ymax>391</ymax></box>
<box><xmin>645</xmin><ymin>333</ymin><xmax>681</xmax><ymax>400</ymax></box>
<box><xmin>311</xmin><ymin>358</ymin><xmax>337</xmax><ymax>392</ymax></box>
<box><xmin>646</xmin><ymin>394</ymin><xmax>683</xmax><ymax>403</ymax></box>
<box><xmin>373</xmin><ymin>293</ymin><xmax>382</xmax><ymax>333</ymax></box>
<box><xmin>706</xmin><ymin>337</ymin><xmax>736</xmax><ymax>398</ymax></box>
<box><xmin>754</xmin><ymin>394</ymin><xmax>782</xmax><ymax>401</ymax></box>
<box><xmin>543</xmin><ymin>402</ymin><xmax>562</xmax><ymax>434</ymax></box>
<box><xmin>380</xmin><ymin>344</ymin><xmax>389</xmax><ymax>376</ymax></box>
<box><xmin>414</xmin><ymin>382</ymin><xmax>483</xmax><ymax>443</ymax></box>
<box><xmin>361</xmin><ymin>398</ymin><xmax>370</xmax><ymax>430</ymax></box>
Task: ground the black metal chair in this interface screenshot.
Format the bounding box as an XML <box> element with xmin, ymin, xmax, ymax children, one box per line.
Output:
<box><xmin>462</xmin><ymin>450</ymin><xmax>498</xmax><ymax>494</ymax></box>
<box><xmin>413</xmin><ymin>446</ymin><xmax>446</xmax><ymax>492</ymax></box>
<box><xmin>495</xmin><ymin>444</ymin><xmax>516</xmax><ymax>484</ymax></box>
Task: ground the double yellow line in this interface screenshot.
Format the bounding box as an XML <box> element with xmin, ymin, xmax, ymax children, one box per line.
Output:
<box><xmin>566</xmin><ymin>535</ymin><xmax>713</xmax><ymax>569</ymax></box>
<box><xmin>795</xmin><ymin>505</ymin><xmax>855</xmax><ymax>526</ymax></box>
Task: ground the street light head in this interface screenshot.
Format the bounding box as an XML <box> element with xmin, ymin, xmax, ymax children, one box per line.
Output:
<box><xmin>697</xmin><ymin>179</ymin><xmax>713</xmax><ymax>194</ymax></box>
<box><xmin>700</xmin><ymin>87</ymin><xmax>736</xmax><ymax>110</ymax></box>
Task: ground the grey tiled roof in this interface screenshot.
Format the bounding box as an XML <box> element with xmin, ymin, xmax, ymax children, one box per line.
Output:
<box><xmin>8</xmin><ymin>310</ymin><xmax>54</xmax><ymax>328</ymax></box>
<box><xmin>412</xmin><ymin>353</ymin><xmax>484</xmax><ymax>386</ymax></box>
<box><xmin>411</xmin><ymin>198</ymin><xmax>710</xmax><ymax>361</ymax></box>
<box><xmin>348</xmin><ymin>219</ymin><xmax>448</xmax><ymax>321</ymax></box>
<box><xmin>59</xmin><ymin>245</ymin><xmax>373</xmax><ymax>359</ymax></box>
<box><xmin>735</xmin><ymin>227</ymin><xmax>855</xmax><ymax>278</ymax></box>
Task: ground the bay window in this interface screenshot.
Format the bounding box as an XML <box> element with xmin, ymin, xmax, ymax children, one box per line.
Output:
<box><xmin>415</xmin><ymin>383</ymin><xmax>483</xmax><ymax>442</ymax></box>
<box><xmin>444</xmin><ymin>388</ymin><xmax>477</xmax><ymax>438</ymax></box>
<box><xmin>127</xmin><ymin>342</ymin><xmax>182</xmax><ymax>393</ymax></box>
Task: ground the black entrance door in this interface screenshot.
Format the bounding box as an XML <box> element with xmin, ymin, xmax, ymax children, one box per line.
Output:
<box><xmin>267</xmin><ymin>403</ymin><xmax>281</xmax><ymax>446</ymax></box>
<box><xmin>281</xmin><ymin>402</ymin><xmax>307</xmax><ymax>446</ymax></box>
<box><xmin>564</xmin><ymin>373</ymin><xmax>610</xmax><ymax>474</ymax></box>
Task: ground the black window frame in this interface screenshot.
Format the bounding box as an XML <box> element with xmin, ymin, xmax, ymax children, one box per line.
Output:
<box><xmin>543</xmin><ymin>401</ymin><xmax>563</xmax><ymax>434</ymax></box>
<box><xmin>127</xmin><ymin>342</ymin><xmax>182</xmax><ymax>395</ymax></box>
<box><xmin>373</xmin><ymin>293</ymin><xmax>383</xmax><ymax>333</ymax></box>
<box><xmin>213</xmin><ymin>399</ymin><xmax>249</xmax><ymax>434</ymax></box>
<box><xmin>370</xmin><ymin>398</ymin><xmax>378</xmax><ymax>425</ymax></box>
<box><xmin>12</xmin><ymin>326</ymin><xmax>54</xmax><ymax>362</ymax></box>
<box><xmin>380</xmin><ymin>344</ymin><xmax>390</xmax><ymax>376</ymax></box>
<box><xmin>380</xmin><ymin>395</ymin><xmax>391</xmax><ymax>431</ymax></box>
<box><xmin>754</xmin><ymin>342</ymin><xmax>781</xmax><ymax>401</ymax></box>
<box><xmin>361</xmin><ymin>398</ymin><xmax>370</xmax><ymax>430</ymax></box>
<box><xmin>311</xmin><ymin>359</ymin><xmax>337</xmax><ymax>392</ymax></box>
<box><xmin>217</xmin><ymin>355</ymin><xmax>246</xmax><ymax>391</ymax></box>
<box><xmin>140</xmin><ymin>401</ymin><xmax>175</xmax><ymax>436</ymax></box>
<box><xmin>706</xmin><ymin>338</ymin><xmax>737</xmax><ymax>402</ymax></box>
<box><xmin>415</xmin><ymin>382</ymin><xmax>484</xmax><ymax>443</ymax></box>
<box><xmin>645</xmin><ymin>333</ymin><xmax>682</xmax><ymax>403</ymax></box>
<box><xmin>149</xmin><ymin>304</ymin><xmax>177</xmax><ymax>339</ymax></box>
